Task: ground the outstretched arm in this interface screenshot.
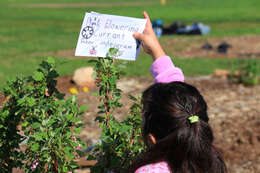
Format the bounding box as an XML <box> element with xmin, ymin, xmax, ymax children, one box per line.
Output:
<box><xmin>133</xmin><ymin>11</ymin><xmax>184</xmax><ymax>83</ymax></box>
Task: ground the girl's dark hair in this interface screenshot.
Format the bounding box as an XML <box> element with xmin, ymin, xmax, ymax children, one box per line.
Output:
<box><xmin>130</xmin><ymin>82</ymin><xmax>227</xmax><ymax>173</ymax></box>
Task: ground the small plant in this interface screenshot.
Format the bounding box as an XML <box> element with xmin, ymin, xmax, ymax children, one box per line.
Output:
<box><xmin>230</xmin><ymin>59</ymin><xmax>259</xmax><ymax>86</ymax></box>
<box><xmin>0</xmin><ymin>57</ymin><xmax>86</xmax><ymax>172</ymax></box>
<box><xmin>87</xmin><ymin>48</ymin><xmax>145</xmax><ymax>173</ymax></box>
<box><xmin>241</xmin><ymin>59</ymin><xmax>259</xmax><ymax>86</ymax></box>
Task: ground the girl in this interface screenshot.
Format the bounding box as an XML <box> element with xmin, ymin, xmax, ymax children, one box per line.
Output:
<box><xmin>131</xmin><ymin>12</ymin><xmax>227</xmax><ymax>173</ymax></box>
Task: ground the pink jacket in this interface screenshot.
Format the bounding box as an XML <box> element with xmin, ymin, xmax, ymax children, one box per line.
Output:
<box><xmin>151</xmin><ymin>56</ymin><xmax>184</xmax><ymax>83</ymax></box>
<box><xmin>135</xmin><ymin>56</ymin><xmax>184</xmax><ymax>173</ymax></box>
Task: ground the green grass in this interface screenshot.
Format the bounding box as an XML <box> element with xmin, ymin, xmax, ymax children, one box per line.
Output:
<box><xmin>123</xmin><ymin>54</ymin><xmax>260</xmax><ymax>77</ymax></box>
<box><xmin>1</xmin><ymin>0</ymin><xmax>260</xmax><ymax>89</ymax></box>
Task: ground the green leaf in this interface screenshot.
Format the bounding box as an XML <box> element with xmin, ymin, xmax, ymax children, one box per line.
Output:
<box><xmin>21</xmin><ymin>121</ymin><xmax>29</xmax><ymax>128</ymax></box>
<box><xmin>47</xmin><ymin>118</ymin><xmax>56</xmax><ymax>126</ymax></box>
<box><xmin>66</xmin><ymin>131</ymin><xmax>71</xmax><ymax>139</ymax></box>
<box><xmin>120</xmin><ymin>125</ymin><xmax>131</xmax><ymax>134</ymax></box>
<box><xmin>33</xmin><ymin>134</ymin><xmax>42</xmax><ymax>141</ymax></box>
<box><xmin>26</xmin><ymin>97</ymin><xmax>35</xmax><ymax>107</ymax></box>
<box><xmin>74</xmin><ymin>128</ymin><xmax>81</xmax><ymax>134</ymax></box>
<box><xmin>128</xmin><ymin>94</ymin><xmax>137</xmax><ymax>101</ymax></box>
<box><xmin>33</xmin><ymin>71</ymin><xmax>44</xmax><ymax>81</ymax></box>
<box><xmin>71</xmin><ymin>117</ymin><xmax>82</xmax><ymax>123</ymax></box>
<box><xmin>2</xmin><ymin>110</ymin><xmax>10</xmax><ymax>119</ymax></box>
<box><xmin>71</xmin><ymin>95</ymin><xmax>76</xmax><ymax>103</ymax></box>
<box><xmin>42</xmin><ymin>119</ymin><xmax>48</xmax><ymax>126</ymax></box>
<box><xmin>27</xmin><ymin>85</ymin><xmax>35</xmax><ymax>91</ymax></box>
<box><xmin>65</xmin><ymin>151</ymin><xmax>74</xmax><ymax>160</ymax></box>
<box><xmin>56</xmin><ymin>93</ymin><xmax>65</xmax><ymax>100</ymax></box>
<box><xmin>46</xmin><ymin>57</ymin><xmax>55</xmax><ymax>66</ymax></box>
<box><xmin>63</xmin><ymin>146</ymin><xmax>71</xmax><ymax>152</ymax></box>
<box><xmin>54</xmin><ymin>127</ymin><xmax>62</xmax><ymax>134</ymax></box>
<box><xmin>49</xmin><ymin>70</ymin><xmax>59</xmax><ymax>78</ymax></box>
<box><xmin>79</xmin><ymin>105</ymin><xmax>88</xmax><ymax>114</ymax></box>
<box><xmin>31</xmin><ymin>122</ymin><xmax>41</xmax><ymax>129</ymax></box>
<box><xmin>71</xmin><ymin>164</ymin><xmax>78</xmax><ymax>169</ymax></box>
<box><xmin>95</xmin><ymin>116</ymin><xmax>105</xmax><ymax>123</ymax></box>
<box><xmin>66</xmin><ymin>114</ymin><xmax>73</xmax><ymax>121</ymax></box>
<box><xmin>40</xmin><ymin>132</ymin><xmax>48</xmax><ymax>139</ymax></box>
<box><xmin>107</xmin><ymin>48</ymin><xmax>119</xmax><ymax>57</ymax></box>
<box><xmin>62</xmin><ymin>166</ymin><xmax>69</xmax><ymax>172</ymax></box>
<box><xmin>87</xmin><ymin>155</ymin><xmax>96</xmax><ymax>160</ymax></box>
<box><xmin>31</xmin><ymin>143</ymin><xmax>39</xmax><ymax>151</ymax></box>
<box><xmin>70</xmin><ymin>141</ymin><xmax>78</xmax><ymax>147</ymax></box>
<box><xmin>17</xmin><ymin>98</ymin><xmax>26</xmax><ymax>106</ymax></box>
<box><xmin>98</xmin><ymin>104</ymin><xmax>105</xmax><ymax>109</ymax></box>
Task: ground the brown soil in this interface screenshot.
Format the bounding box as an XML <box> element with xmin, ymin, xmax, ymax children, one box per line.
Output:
<box><xmin>163</xmin><ymin>35</ymin><xmax>260</xmax><ymax>59</ymax></box>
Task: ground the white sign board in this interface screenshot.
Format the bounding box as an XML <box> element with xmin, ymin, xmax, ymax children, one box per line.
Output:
<box><xmin>75</xmin><ymin>12</ymin><xmax>147</xmax><ymax>61</ymax></box>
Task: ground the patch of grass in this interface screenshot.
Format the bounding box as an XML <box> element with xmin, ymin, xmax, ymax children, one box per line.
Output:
<box><xmin>4</xmin><ymin>0</ymin><xmax>144</xmax><ymax>3</ymax></box>
<box><xmin>123</xmin><ymin>53</ymin><xmax>260</xmax><ymax>77</ymax></box>
<box><xmin>210</xmin><ymin>22</ymin><xmax>260</xmax><ymax>37</ymax></box>
<box><xmin>0</xmin><ymin>56</ymin><xmax>92</xmax><ymax>90</ymax></box>
<box><xmin>1</xmin><ymin>54</ymin><xmax>260</xmax><ymax>90</ymax></box>
<box><xmin>173</xmin><ymin>58</ymin><xmax>236</xmax><ymax>77</ymax></box>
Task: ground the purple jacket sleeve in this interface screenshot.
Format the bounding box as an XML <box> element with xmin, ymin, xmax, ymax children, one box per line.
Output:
<box><xmin>150</xmin><ymin>56</ymin><xmax>184</xmax><ymax>83</ymax></box>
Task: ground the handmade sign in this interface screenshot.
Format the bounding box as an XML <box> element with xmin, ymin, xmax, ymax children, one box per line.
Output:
<box><xmin>75</xmin><ymin>12</ymin><xmax>147</xmax><ymax>61</ymax></box>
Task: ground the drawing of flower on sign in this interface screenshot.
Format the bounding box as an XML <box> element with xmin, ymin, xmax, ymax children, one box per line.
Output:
<box><xmin>81</xmin><ymin>14</ymin><xmax>101</xmax><ymax>40</ymax></box>
<box><xmin>90</xmin><ymin>46</ymin><xmax>97</xmax><ymax>55</ymax></box>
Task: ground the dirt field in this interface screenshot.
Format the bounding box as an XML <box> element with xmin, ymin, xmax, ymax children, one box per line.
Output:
<box><xmin>57</xmin><ymin>75</ymin><xmax>260</xmax><ymax>173</ymax></box>
<box><xmin>163</xmin><ymin>35</ymin><xmax>260</xmax><ymax>59</ymax></box>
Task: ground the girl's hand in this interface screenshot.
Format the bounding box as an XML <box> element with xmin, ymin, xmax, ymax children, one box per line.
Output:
<box><xmin>133</xmin><ymin>11</ymin><xmax>165</xmax><ymax>61</ymax></box>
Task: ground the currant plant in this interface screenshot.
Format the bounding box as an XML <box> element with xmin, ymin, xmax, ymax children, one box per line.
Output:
<box><xmin>87</xmin><ymin>48</ymin><xmax>145</xmax><ymax>173</ymax></box>
<box><xmin>0</xmin><ymin>57</ymin><xmax>87</xmax><ymax>173</ymax></box>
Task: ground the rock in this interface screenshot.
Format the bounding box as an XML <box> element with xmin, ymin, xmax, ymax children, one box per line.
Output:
<box><xmin>72</xmin><ymin>67</ymin><xmax>95</xmax><ymax>87</ymax></box>
<box><xmin>214</xmin><ymin>69</ymin><xmax>230</xmax><ymax>77</ymax></box>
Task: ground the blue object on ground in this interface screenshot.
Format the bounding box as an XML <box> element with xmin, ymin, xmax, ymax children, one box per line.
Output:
<box><xmin>152</xmin><ymin>19</ymin><xmax>163</xmax><ymax>37</ymax></box>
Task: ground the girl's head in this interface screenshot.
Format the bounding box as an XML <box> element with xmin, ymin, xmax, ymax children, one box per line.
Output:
<box><xmin>142</xmin><ymin>82</ymin><xmax>209</xmax><ymax>143</ymax></box>
<box><xmin>142</xmin><ymin>82</ymin><xmax>209</xmax><ymax>144</ymax></box>
<box><xmin>132</xmin><ymin>82</ymin><xmax>226</xmax><ymax>173</ymax></box>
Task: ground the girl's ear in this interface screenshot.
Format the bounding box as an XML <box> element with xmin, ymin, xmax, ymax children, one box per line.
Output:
<box><xmin>148</xmin><ymin>133</ymin><xmax>157</xmax><ymax>144</ymax></box>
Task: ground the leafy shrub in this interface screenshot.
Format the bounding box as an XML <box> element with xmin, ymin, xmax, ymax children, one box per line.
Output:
<box><xmin>0</xmin><ymin>49</ymin><xmax>145</xmax><ymax>173</ymax></box>
<box><xmin>87</xmin><ymin>49</ymin><xmax>145</xmax><ymax>173</ymax></box>
<box><xmin>0</xmin><ymin>57</ymin><xmax>86</xmax><ymax>173</ymax></box>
